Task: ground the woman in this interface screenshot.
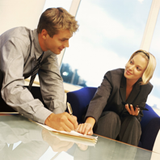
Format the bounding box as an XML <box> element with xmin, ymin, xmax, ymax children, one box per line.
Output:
<box><xmin>77</xmin><ymin>49</ymin><xmax>156</xmax><ymax>146</ymax></box>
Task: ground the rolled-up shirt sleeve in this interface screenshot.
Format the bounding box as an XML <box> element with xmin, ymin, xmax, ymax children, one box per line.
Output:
<box><xmin>38</xmin><ymin>51</ymin><xmax>66</xmax><ymax>114</ymax></box>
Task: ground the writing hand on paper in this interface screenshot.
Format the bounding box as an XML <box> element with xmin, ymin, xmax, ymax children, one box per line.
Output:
<box><xmin>42</xmin><ymin>128</ymin><xmax>74</xmax><ymax>152</ymax></box>
<box><xmin>125</xmin><ymin>104</ymin><xmax>140</xmax><ymax>116</ymax></box>
<box><xmin>45</xmin><ymin>112</ymin><xmax>78</xmax><ymax>132</ymax></box>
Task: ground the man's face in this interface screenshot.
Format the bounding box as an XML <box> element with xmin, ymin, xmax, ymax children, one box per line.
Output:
<box><xmin>43</xmin><ymin>29</ymin><xmax>73</xmax><ymax>55</ymax></box>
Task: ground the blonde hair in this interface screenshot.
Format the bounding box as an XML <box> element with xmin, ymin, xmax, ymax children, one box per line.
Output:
<box><xmin>129</xmin><ymin>49</ymin><xmax>156</xmax><ymax>85</ymax></box>
<box><xmin>37</xmin><ymin>7</ymin><xmax>79</xmax><ymax>37</ymax></box>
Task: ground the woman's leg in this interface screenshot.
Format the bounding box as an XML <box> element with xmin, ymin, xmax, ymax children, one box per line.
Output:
<box><xmin>94</xmin><ymin>111</ymin><xmax>121</xmax><ymax>139</ymax></box>
<box><xmin>118</xmin><ymin>116</ymin><xmax>141</xmax><ymax>146</ymax></box>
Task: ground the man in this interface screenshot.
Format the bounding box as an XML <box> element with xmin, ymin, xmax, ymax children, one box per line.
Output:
<box><xmin>0</xmin><ymin>7</ymin><xmax>79</xmax><ymax>131</ymax></box>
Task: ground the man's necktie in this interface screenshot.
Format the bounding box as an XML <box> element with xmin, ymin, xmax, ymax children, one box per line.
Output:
<box><xmin>28</xmin><ymin>52</ymin><xmax>44</xmax><ymax>91</ymax></box>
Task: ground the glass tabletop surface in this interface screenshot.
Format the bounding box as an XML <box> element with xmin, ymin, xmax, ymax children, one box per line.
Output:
<box><xmin>0</xmin><ymin>115</ymin><xmax>159</xmax><ymax>160</ymax></box>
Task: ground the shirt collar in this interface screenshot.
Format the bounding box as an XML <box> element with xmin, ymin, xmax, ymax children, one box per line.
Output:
<box><xmin>33</xmin><ymin>29</ymin><xmax>44</xmax><ymax>59</ymax></box>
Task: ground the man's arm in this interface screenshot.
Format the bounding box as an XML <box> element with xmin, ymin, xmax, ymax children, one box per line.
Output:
<box><xmin>38</xmin><ymin>51</ymin><xmax>79</xmax><ymax>131</ymax></box>
<box><xmin>0</xmin><ymin>34</ymin><xmax>52</xmax><ymax>124</ymax></box>
<box><xmin>38</xmin><ymin>51</ymin><xmax>66</xmax><ymax>114</ymax></box>
<box><xmin>0</xmin><ymin>29</ymin><xmax>78</xmax><ymax>131</ymax></box>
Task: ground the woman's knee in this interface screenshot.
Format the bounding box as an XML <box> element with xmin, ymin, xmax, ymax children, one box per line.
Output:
<box><xmin>122</xmin><ymin>116</ymin><xmax>141</xmax><ymax>132</ymax></box>
<box><xmin>107</xmin><ymin>111</ymin><xmax>120</xmax><ymax>119</ymax></box>
<box><xmin>94</xmin><ymin>111</ymin><xmax>121</xmax><ymax>138</ymax></box>
<box><xmin>128</xmin><ymin>116</ymin><xmax>141</xmax><ymax>127</ymax></box>
<box><xmin>101</xmin><ymin>111</ymin><xmax>120</xmax><ymax>123</ymax></box>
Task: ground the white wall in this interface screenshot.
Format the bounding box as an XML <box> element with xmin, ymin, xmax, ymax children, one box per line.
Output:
<box><xmin>0</xmin><ymin>0</ymin><xmax>46</xmax><ymax>34</ymax></box>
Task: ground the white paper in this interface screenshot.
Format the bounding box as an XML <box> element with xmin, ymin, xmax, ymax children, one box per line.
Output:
<box><xmin>36</xmin><ymin>122</ymin><xmax>98</xmax><ymax>144</ymax></box>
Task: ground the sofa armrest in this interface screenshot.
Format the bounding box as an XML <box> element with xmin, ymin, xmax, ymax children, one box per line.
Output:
<box><xmin>141</xmin><ymin>104</ymin><xmax>159</xmax><ymax>132</ymax></box>
<box><xmin>140</xmin><ymin>118</ymin><xmax>160</xmax><ymax>150</ymax></box>
<box><xmin>67</xmin><ymin>87</ymin><xmax>97</xmax><ymax>123</ymax></box>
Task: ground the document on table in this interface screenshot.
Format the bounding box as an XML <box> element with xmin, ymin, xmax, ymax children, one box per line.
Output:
<box><xmin>35</xmin><ymin>122</ymin><xmax>98</xmax><ymax>146</ymax></box>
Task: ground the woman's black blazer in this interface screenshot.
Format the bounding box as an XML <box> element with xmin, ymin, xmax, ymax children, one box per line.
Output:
<box><xmin>85</xmin><ymin>68</ymin><xmax>153</xmax><ymax>122</ymax></box>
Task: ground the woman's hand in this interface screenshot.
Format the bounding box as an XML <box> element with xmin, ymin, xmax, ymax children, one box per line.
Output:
<box><xmin>125</xmin><ymin>104</ymin><xmax>140</xmax><ymax>116</ymax></box>
<box><xmin>76</xmin><ymin>123</ymin><xmax>93</xmax><ymax>135</ymax></box>
<box><xmin>76</xmin><ymin>117</ymin><xmax>95</xmax><ymax>135</ymax></box>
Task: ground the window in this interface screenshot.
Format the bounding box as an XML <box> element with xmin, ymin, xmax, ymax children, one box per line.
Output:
<box><xmin>43</xmin><ymin>0</ymin><xmax>160</xmax><ymax>111</ymax></box>
<box><xmin>149</xmin><ymin>3</ymin><xmax>160</xmax><ymax>109</ymax></box>
<box><xmin>43</xmin><ymin>0</ymin><xmax>72</xmax><ymax>12</ymax></box>
<box><xmin>61</xmin><ymin>0</ymin><xmax>152</xmax><ymax>87</ymax></box>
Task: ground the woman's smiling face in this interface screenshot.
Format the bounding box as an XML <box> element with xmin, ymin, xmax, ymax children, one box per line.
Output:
<box><xmin>124</xmin><ymin>53</ymin><xmax>148</xmax><ymax>83</ymax></box>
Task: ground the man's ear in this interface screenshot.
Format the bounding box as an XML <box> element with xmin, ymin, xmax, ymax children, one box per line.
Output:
<box><xmin>41</xmin><ymin>29</ymin><xmax>48</xmax><ymax>39</ymax></box>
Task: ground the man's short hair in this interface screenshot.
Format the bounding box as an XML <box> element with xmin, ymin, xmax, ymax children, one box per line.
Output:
<box><xmin>37</xmin><ymin>7</ymin><xmax>79</xmax><ymax>37</ymax></box>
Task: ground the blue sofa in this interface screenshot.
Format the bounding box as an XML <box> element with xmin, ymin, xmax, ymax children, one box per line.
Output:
<box><xmin>67</xmin><ymin>87</ymin><xmax>160</xmax><ymax>151</ymax></box>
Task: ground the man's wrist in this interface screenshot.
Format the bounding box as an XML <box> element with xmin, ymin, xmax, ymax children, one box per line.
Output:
<box><xmin>45</xmin><ymin>113</ymin><xmax>55</xmax><ymax>125</ymax></box>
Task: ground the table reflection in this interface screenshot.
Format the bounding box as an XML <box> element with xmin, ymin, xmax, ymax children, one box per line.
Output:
<box><xmin>0</xmin><ymin>115</ymin><xmax>154</xmax><ymax>160</ymax></box>
<box><xmin>67</xmin><ymin>136</ymin><xmax>152</xmax><ymax>160</ymax></box>
<box><xmin>42</xmin><ymin>128</ymin><xmax>74</xmax><ymax>152</ymax></box>
<box><xmin>0</xmin><ymin>115</ymin><xmax>49</xmax><ymax>160</ymax></box>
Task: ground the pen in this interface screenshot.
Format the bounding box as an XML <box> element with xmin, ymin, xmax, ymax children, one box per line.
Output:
<box><xmin>67</xmin><ymin>102</ymin><xmax>73</xmax><ymax>115</ymax></box>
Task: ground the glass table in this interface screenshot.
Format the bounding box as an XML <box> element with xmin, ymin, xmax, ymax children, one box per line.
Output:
<box><xmin>0</xmin><ymin>115</ymin><xmax>159</xmax><ymax>160</ymax></box>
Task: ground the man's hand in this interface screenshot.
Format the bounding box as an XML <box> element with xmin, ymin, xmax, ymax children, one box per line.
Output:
<box><xmin>45</xmin><ymin>112</ymin><xmax>78</xmax><ymax>132</ymax></box>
